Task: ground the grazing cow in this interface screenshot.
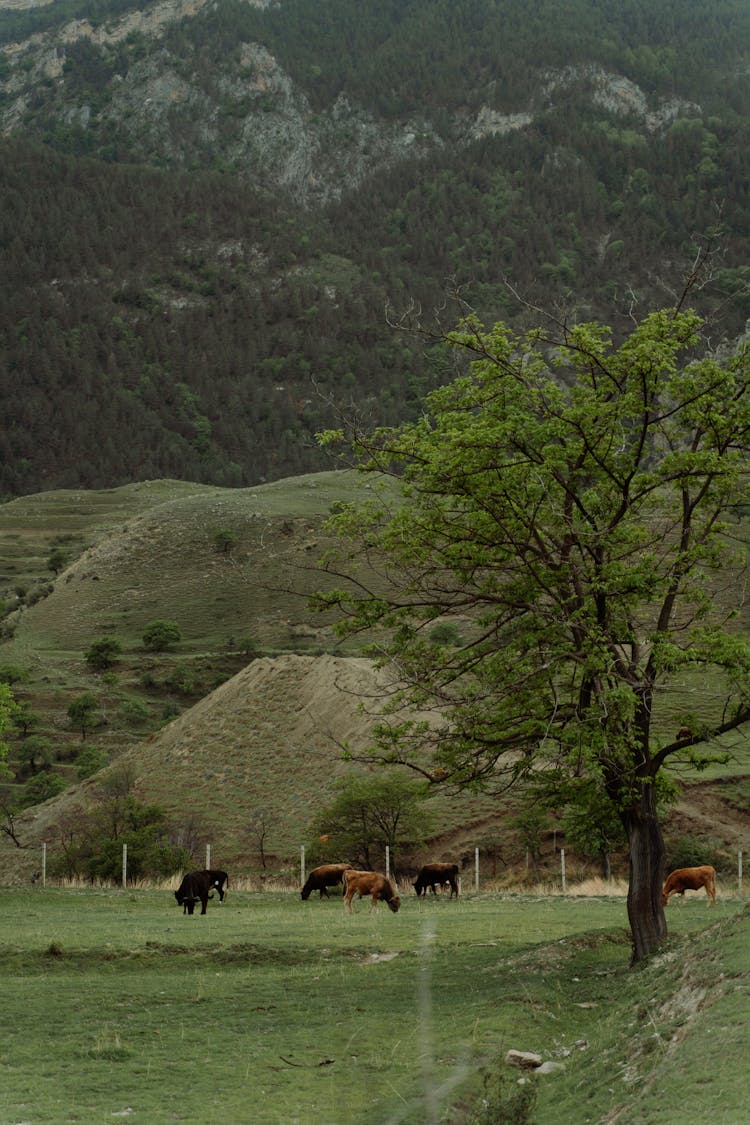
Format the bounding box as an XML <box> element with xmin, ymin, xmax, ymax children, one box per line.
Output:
<box><xmin>175</xmin><ymin>869</ymin><xmax>223</xmax><ymax>915</ymax></box>
<box><xmin>662</xmin><ymin>865</ymin><xmax>716</xmax><ymax>906</ymax></box>
<box><xmin>301</xmin><ymin>863</ymin><xmax>355</xmax><ymax>900</ymax></box>
<box><xmin>204</xmin><ymin>869</ymin><xmax>229</xmax><ymax>901</ymax></box>
<box><xmin>413</xmin><ymin>862</ymin><xmax>459</xmax><ymax>898</ymax></box>
<box><xmin>343</xmin><ymin>869</ymin><xmax>400</xmax><ymax>914</ymax></box>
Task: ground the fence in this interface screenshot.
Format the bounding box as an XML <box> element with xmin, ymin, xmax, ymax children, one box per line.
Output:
<box><xmin>33</xmin><ymin>843</ymin><xmax>748</xmax><ymax>894</ymax></box>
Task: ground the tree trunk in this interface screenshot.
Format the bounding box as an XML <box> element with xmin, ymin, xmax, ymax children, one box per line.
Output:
<box><xmin>622</xmin><ymin>781</ymin><xmax>668</xmax><ymax>963</ymax></box>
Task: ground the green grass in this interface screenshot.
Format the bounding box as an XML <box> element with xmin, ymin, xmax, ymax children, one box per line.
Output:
<box><xmin>0</xmin><ymin>888</ymin><xmax>747</xmax><ymax>1124</ymax></box>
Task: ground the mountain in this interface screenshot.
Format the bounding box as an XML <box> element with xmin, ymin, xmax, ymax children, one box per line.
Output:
<box><xmin>2</xmin><ymin>0</ymin><xmax>750</xmax><ymax>497</ymax></box>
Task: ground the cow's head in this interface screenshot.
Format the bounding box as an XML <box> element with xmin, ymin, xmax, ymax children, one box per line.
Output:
<box><xmin>387</xmin><ymin>895</ymin><xmax>401</xmax><ymax>914</ymax></box>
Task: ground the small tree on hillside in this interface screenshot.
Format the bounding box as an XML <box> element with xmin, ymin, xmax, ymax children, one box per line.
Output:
<box><xmin>85</xmin><ymin>636</ymin><xmax>123</xmax><ymax>671</ymax></box>
<box><xmin>47</xmin><ymin>548</ymin><xmax>69</xmax><ymax>575</ymax></box>
<box><xmin>18</xmin><ymin>734</ymin><xmax>53</xmax><ymax>775</ymax></box>
<box><xmin>21</xmin><ymin>769</ymin><xmax>66</xmax><ymax>808</ymax></box>
<box><xmin>67</xmin><ymin>693</ymin><xmax>99</xmax><ymax>740</ymax></box>
<box><xmin>213</xmin><ymin>528</ymin><xmax>239</xmax><ymax>555</ymax></box>
<box><xmin>142</xmin><ymin>620</ymin><xmax>181</xmax><ymax>652</ymax></box>
<box><xmin>12</xmin><ymin>701</ymin><xmax>39</xmax><ymax>738</ymax></box>
<box><xmin>314</xmin><ymin>302</ymin><xmax>750</xmax><ymax>962</ymax></box>
<box><xmin>0</xmin><ymin>682</ymin><xmax>15</xmax><ymax>781</ymax></box>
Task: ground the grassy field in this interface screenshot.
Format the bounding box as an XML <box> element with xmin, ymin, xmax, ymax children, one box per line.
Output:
<box><xmin>1</xmin><ymin>886</ymin><xmax>748</xmax><ymax>1125</ymax></box>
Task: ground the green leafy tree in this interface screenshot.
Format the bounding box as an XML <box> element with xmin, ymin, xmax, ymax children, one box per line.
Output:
<box><xmin>315</xmin><ymin>305</ymin><xmax>750</xmax><ymax>962</ymax></box>
<box><xmin>12</xmin><ymin>700</ymin><xmax>39</xmax><ymax>738</ymax></box>
<box><xmin>21</xmin><ymin>769</ymin><xmax>66</xmax><ymax>808</ymax></box>
<box><xmin>142</xmin><ymin>619</ymin><xmax>181</xmax><ymax>652</ymax></box>
<box><xmin>47</xmin><ymin>547</ymin><xmax>69</xmax><ymax>575</ymax></box>
<box><xmin>84</xmin><ymin>636</ymin><xmax>123</xmax><ymax>671</ymax></box>
<box><xmin>309</xmin><ymin>771</ymin><xmax>432</xmax><ymax>876</ymax></box>
<box><xmin>67</xmin><ymin>692</ymin><xmax>99</xmax><ymax>740</ymax></box>
<box><xmin>0</xmin><ymin>681</ymin><xmax>15</xmax><ymax>780</ymax></box>
<box><xmin>75</xmin><ymin>744</ymin><xmax>109</xmax><ymax>780</ymax></box>
<box><xmin>0</xmin><ymin>663</ymin><xmax>28</xmax><ymax>685</ymax></box>
<box><xmin>18</xmin><ymin>734</ymin><xmax>53</xmax><ymax>775</ymax></box>
<box><xmin>213</xmin><ymin>528</ymin><xmax>239</xmax><ymax>555</ymax></box>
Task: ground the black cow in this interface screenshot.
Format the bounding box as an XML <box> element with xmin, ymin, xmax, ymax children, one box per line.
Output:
<box><xmin>413</xmin><ymin>862</ymin><xmax>459</xmax><ymax>898</ymax></box>
<box><xmin>175</xmin><ymin>869</ymin><xmax>228</xmax><ymax>915</ymax></box>
<box><xmin>205</xmin><ymin>869</ymin><xmax>229</xmax><ymax>901</ymax></box>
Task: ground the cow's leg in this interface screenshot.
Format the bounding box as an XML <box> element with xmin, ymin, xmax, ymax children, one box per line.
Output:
<box><xmin>200</xmin><ymin>895</ymin><xmax>208</xmax><ymax>915</ymax></box>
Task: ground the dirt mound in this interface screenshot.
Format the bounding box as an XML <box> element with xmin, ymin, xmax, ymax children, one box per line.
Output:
<box><xmin>0</xmin><ymin>654</ymin><xmax>408</xmax><ymax>880</ymax></box>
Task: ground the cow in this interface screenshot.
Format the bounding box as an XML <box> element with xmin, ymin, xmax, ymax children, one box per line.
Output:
<box><xmin>343</xmin><ymin>869</ymin><xmax>400</xmax><ymax>914</ymax></box>
<box><xmin>662</xmin><ymin>865</ymin><xmax>716</xmax><ymax>907</ymax></box>
<box><xmin>175</xmin><ymin>869</ymin><xmax>225</xmax><ymax>915</ymax></box>
<box><xmin>205</xmin><ymin>869</ymin><xmax>229</xmax><ymax>902</ymax></box>
<box><xmin>301</xmin><ymin>863</ymin><xmax>355</xmax><ymax>900</ymax></box>
<box><xmin>413</xmin><ymin>862</ymin><xmax>459</xmax><ymax>898</ymax></box>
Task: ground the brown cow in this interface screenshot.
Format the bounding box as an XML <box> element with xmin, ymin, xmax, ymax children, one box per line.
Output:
<box><xmin>662</xmin><ymin>865</ymin><xmax>716</xmax><ymax>906</ymax></box>
<box><xmin>343</xmin><ymin>870</ymin><xmax>400</xmax><ymax>914</ymax></box>
<box><xmin>301</xmin><ymin>863</ymin><xmax>354</xmax><ymax>900</ymax></box>
<box><xmin>413</xmin><ymin>862</ymin><xmax>459</xmax><ymax>898</ymax></box>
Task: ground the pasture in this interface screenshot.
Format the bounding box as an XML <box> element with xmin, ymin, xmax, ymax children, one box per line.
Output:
<box><xmin>1</xmin><ymin>886</ymin><xmax>748</xmax><ymax>1124</ymax></box>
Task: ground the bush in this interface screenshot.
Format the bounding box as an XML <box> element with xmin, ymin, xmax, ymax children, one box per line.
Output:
<box><xmin>20</xmin><ymin>770</ymin><xmax>66</xmax><ymax>808</ymax></box>
<box><xmin>665</xmin><ymin>835</ymin><xmax>729</xmax><ymax>874</ymax></box>
<box><xmin>75</xmin><ymin>745</ymin><xmax>109</xmax><ymax>780</ymax></box>
<box><xmin>142</xmin><ymin>620</ymin><xmax>181</xmax><ymax>652</ymax></box>
<box><xmin>119</xmin><ymin>698</ymin><xmax>151</xmax><ymax>728</ymax></box>
<box><xmin>85</xmin><ymin>636</ymin><xmax>123</xmax><ymax>671</ymax></box>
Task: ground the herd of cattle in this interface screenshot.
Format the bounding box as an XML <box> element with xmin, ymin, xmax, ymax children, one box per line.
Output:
<box><xmin>174</xmin><ymin>862</ymin><xmax>718</xmax><ymax>915</ymax></box>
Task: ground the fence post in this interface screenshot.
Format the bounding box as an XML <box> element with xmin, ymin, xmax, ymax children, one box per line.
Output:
<box><xmin>206</xmin><ymin>843</ymin><xmax>211</xmax><ymax>870</ymax></box>
<box><xmin>739</xmin><ymin>850</ymin><xmax>743</xmax><ymax>896</ymax></box>
<box><xmin>385</xmin><ymin>845</ymin><xmax>390</xmax><ymax>879</ymax></box>
<box><xmin>300</xmin><ymin>845</ymin><xmax>305</xmax><ymax>889</ymax></box>
<box><xmin>42</xmin><ymin>841</ymin><xmax>47</xmax><ymax>887</ymax></box>
<box><xmin>560</xmin><ymin>848</ymin><xmax>566</xmax><ymax>894</ymax></box>
<box><xmin>474</xmin><ymin>847</ymin><xmax>479</xmax><ymax>891</ymax></box>
<box><xmin>122</xmin><ymin>843</ymin><xmax>128</xmax><ymax>889</ymax></box>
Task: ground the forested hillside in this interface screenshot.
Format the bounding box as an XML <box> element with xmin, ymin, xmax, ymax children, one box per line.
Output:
<box><xmin>2</xmin><ymin>0</ymin><xmax>750</xmax><ymax>496</ymax></box>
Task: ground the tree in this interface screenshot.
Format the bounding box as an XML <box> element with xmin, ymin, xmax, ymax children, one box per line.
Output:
<box><xmin>18</xmin><ymin>734</ymin><xmax>53</xmax><ymax>775</ymax></box>
<box><xmin>12</xmin><ymin>700</ymin><xmax>39</xmax><ymax>738</ymax></box>
<box><xmin>0</xmin><ymin>682</ymin><xmax>15</xmax><ymax>781</ymax></box>
<box><xmin>47</xmin><ymin>547</ymin><xmax>69</xmax><ymax>575</ymax></box>
<box><xmin>75</xmin><ymin>744</ymin><xmax>109</xmax><ymax>779</ymax></box>
<box><xmin>213</xmin><ymin>528</ymin><xmax>239</xmax><ymax>555</ymax></box>
<box><xmin>84</xmin><ymin>635</ymin><xmax>123</xmax><ymax>671</ymax></box>
<box><xmin>21</xmin><ymin>769</ymin><xmax>66</xmax><ymax>808</ymax></box>
<box><xmin>142</xmin><ymin>619</ymin><xmax>181</xmax><ymax>652</ymax></box>
<box><xmin>67</xmin><ymin>693</ymin><xmax>99</xmax><ymax>740</ymax></box>
<box><xmin>315</xmin><ymin>305</ymin><xmax>750</xmax><ymax>962</ymax></box>
<box><xmin>308</xmin><ymin>771</ymin><xmax>433</xmax><ymax>875</ymax></box>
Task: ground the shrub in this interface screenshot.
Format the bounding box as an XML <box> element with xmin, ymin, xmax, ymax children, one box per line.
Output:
<box><xmin>142</xmin><ymin>620</ymin><xmax>181</xmax><ymax>652</ymax></box>
<box><xmin>21</xmin><ymin>770</ymin><xmax>66</xmax><ymax>808</ymax></box>
<box><xmin>665</xmin><ymin>835</ymin><xmax>728</xmax><ymax>874</ymax></box>
<box><xmin>429</xmin><ymin>622</ymin><xmax>462</xmax><ymax>646</ymax></box>
<box><xmin>118</xmin><ymin>698</ymin><xmax>151</xmax><ymax>728</ymax></box>
<box><xmin>67</xmin><ymin>693</ymin><xmax>99</xmax><ymax>739</ymax></box>
<box><xmin>85</xmin><ymin>636</ymin><xmax>123</xmax><ymax>671</ymax></box>
<box><xmin>75</xmin><ymin>745</ymin><xmax>109</xmax><ymax>780</ymax></box>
